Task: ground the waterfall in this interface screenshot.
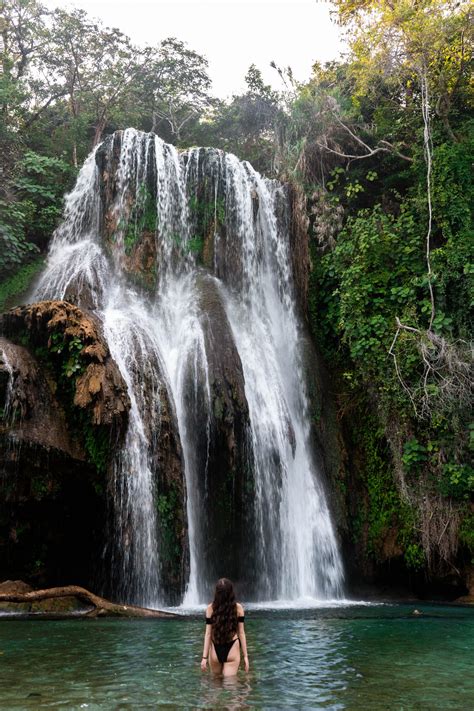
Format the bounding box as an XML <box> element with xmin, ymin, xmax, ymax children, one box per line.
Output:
<box><xmin>0</xmin><ymin>344</ymin><xmax>15</xmax><ymax>423</ymax></box>
<box><xmin>34</xmin><ymin>128</ymin><xmax>344</xmax><ymax>605</ymax></box>
<box><xmin>219</xmin><ymin>155</ymin><xmax>343</xmax><ymax>599</ymax></box>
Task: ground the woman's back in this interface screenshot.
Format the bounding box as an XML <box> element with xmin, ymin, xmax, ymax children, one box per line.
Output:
<box><xmin>201</xmin><ymin>579</ymin><xmax>249</xmax><ymax>676</ymax></box>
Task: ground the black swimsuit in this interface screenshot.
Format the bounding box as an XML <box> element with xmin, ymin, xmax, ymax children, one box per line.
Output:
<box><xmin>206</xmin><ymin>615</ymin><xmax>245</xmax><ymax>664</ymax></box>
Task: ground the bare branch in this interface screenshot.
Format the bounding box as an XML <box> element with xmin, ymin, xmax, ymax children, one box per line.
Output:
<box><xmin>0</xmin><ymin>585</ymin><xmax>178</xmax><ymax>618</ymax></box>
<box><xmin>315</xmin><ymin>109</ymin><xmax>414</xmax><ymax>163</ymax></box>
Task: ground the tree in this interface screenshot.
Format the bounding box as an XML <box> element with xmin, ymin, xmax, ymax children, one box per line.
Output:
<box><xmin>1</xmin><ymin>0</ymin><xmax>49</xmax><ymax>173</ymax></box>
<box><xmin>202</xmin><ymin>64</ymin><xmax>282</xmax><ymax>173</ymax></box>
<box><xmin>39</xmin><ymin>8</ymin><xmax>145</xmax><ymax>161</ymax></box>
<box><xmin>132</xmin><ymin>37</ymin><xmax>213</xmax><ymax>144</ymax></box>
<box><xmin>332</xmin><ymin>0</ymin><xmax>472</xmax><ymax>142</ymax></box>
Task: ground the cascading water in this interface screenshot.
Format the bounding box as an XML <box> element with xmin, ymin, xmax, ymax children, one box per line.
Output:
<box><xmin>220</xmin><ymin>156</ymin><xmax>343</xmax><ymax>600</ymax></box>
<box><xmin>0</xmin><ymin>345</ymin><xmax>15</xmax><ymax>423</ymax></box>
<box><xmin>34</xmin><ymin>128</ymin><xmax>344</xmax><ymax>605</ymax></box>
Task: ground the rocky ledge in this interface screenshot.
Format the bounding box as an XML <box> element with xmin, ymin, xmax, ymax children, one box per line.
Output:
<box><xmin>0</xmin><ymin>301</ymin><xmax>130</xmax><ymax>589</ymax></box>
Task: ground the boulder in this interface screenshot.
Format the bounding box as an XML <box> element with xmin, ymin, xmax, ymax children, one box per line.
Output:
<box><xmin>0</xmin><ymin>300</ymin><xmax>130</xmax><ymax>431</ymax></box>
<box><xmin>0</xmin><ymin>579</ymin><xmax>33</xmax><ymax>612</ymax></box>
<box><xmin>0</xmin><ymin>301</ymin><xmax>131</xmax><ymax>590</ymax></box>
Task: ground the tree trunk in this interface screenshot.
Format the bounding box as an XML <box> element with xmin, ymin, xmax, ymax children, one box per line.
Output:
<box><xmin>93</xmin><ymin>116</ymin><xmax>107</xmax><ymax>148</ymax></box>
<box><xmin>0</xmin><ymin>585</ymin><xmax>178</xmax><ymax>618</ymax></box>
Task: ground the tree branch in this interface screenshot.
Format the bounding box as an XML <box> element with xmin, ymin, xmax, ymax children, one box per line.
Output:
<box><xmin>0</xmin><ymin>585</ymin><xmax>178</xmax><ymax>618</ymax></box>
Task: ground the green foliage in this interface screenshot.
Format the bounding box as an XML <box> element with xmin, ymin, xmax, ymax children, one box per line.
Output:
<box><xmin>0</xmin><ymin>150</ymin><xmax>71</xmax><ymax>280</ymax></box>
<box><xmin>349</xmin><ymin>412</ymin><xmax>420</xmax><ymax>564</ymax></box>
<box><xmin>82</xmin><ymin>418</ymin><xmax>111</xmax><ymax>476</ymax></box>
<box><xmin>189</xmin><ymin>194</ymin><xmax>226</xmax><ymax>227</ymax></box>
<box><xmin>49</xmin><ymin>332</ymin><xmax>85</xmax><ymax>380</ymax></box>
<box><xmin>156</xmin><ymin>488</ymin><xmax>181</xmax><ymax>567</ymax></box>
<box><xmin>123</xmin><ymin>184</ymin><xmax>157</xmax><ymax>255</ymax></box>
<box><xmin>0</xmin><ymin>200</ymin><xmax>39</xmax><ymax>279</ymax></box>
<box><xmin>328</xmin><ymin>204</ymin><xmax>426</xmax><ymax>370</ymax></box>
<box><xmin>14</xmin><ymin>151</ymin><xmax>71</xmax><ymax>242</ymax></box>
<box><xmin>297</xmin><ymin>1</ymin><xmax>473</xmax><ymax>580</ymax></box>
<box><xmin>438</xmin><ymin>463</ymin><xmax>474</xmax><ymax>500</ymax></box>
<box><xmin>404</xmin><ymin>543</ymin><xmax>425</xmax><ymax>571</ymax></box>
<box><xmin>186</xmin><ymin>195</ymin><xmax>226</xmax><ymax>261</ymax></box>
<box><xmin>30</xmin><ymin>472</ymin><xmax>57</xmax><ymax>502</ymax></box>
<box><xmin>0</xmin><ymin>257</ymin><xmax>44</xmax><ymax>312</ymax></box>
<box><xmin>187</xmin><ymin>237</ymin><xmax>204</xmax><ymax>254</ymax></box>
<box><xmin>459</xmin><ymin>511</ymin><xmax>474</xmax><ymax>557</ymax></box>
<box><xmin>402</xmin><ymin>439</ymin><xmax>428</xmax><ymax>470</ymax></box>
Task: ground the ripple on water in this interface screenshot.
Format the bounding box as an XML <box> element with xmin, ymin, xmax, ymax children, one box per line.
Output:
<box><xmin>0</xmin><ymin>605</ymin><xmax>473</xmax><ymax>709</ymax></box>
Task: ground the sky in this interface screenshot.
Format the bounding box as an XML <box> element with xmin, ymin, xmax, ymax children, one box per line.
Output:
<box><xmin>42</xmin><ymin>0</ymin><xmax>346</xmax><ymax>99</ymax></box>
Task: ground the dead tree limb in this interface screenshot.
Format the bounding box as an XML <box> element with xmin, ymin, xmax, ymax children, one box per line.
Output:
<box><xmin>316</xmin><ymin>109</ymin><xmax>414</xmax><ymax>163</ymax></box>
<box><xmin>0</xmin><ymin>586</ymin><xmax>178</xmax><ymax>618</ymax></box>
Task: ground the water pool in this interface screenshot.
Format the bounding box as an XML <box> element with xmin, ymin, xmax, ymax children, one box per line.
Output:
<box><xmin>1</xmin><ymin>603</ymin><xmax>473</xmax><ymax>709</ymax></box>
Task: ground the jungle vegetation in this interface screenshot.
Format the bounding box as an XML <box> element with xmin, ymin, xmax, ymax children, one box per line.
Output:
<box><xmin>1</xmin><ymin>0</ymin><xmax>472</xmax><ymax>581</ymax></box>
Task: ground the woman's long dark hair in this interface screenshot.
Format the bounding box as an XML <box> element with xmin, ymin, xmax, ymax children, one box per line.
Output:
<box><xmin>211</xmin><ymin>578</ymin><xmax>238</xmax><ymax>643</ymax></box>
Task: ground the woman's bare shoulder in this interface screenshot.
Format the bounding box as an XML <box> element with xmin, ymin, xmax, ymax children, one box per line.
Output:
<box><xmin>236</xmin><ymin>602</ymin><xmax>244</xmax><ymax>615</ymax></box>
<box><xmin>206</xmin><ymin>603</ymin><xmax>213</xmax><ymax>616</ymax></box>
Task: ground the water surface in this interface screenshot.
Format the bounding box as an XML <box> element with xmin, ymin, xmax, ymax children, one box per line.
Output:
<box><xmin>1</xmin><ymin>603</ymin><xmax>473</xmax><ymax>709</ymax></box>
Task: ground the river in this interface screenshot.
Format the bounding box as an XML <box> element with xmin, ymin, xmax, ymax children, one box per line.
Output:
<box><xmin>1</xmin><ymin>602</ymin><xmax>473</xmax><ymax>709</ymax></box>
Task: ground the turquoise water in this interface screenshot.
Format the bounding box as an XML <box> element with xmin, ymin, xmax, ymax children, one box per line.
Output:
<box><xmin>1</xmin><ymin>603</ymin><xmax>473</xmax><ymax>709</ymax></box>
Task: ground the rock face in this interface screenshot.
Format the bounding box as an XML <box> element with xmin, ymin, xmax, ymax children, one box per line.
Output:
<box><xmin>2</xmin><ymin>130</ymin><xmax>348</xmax><ymax>604</ymax></box>
<box><xmin>0</xmin><ymin>579</ymin><xmax>34</xmax><ymax>612</ymax></box>
<box><xmin>1</xmin><ymin>301</ymin><xmax>130</xmax><ymax>430</ymax></box>
<box><xmin>152</xmin><ymin>386</ymin><xmax>188</xmax><ymax>603</ymax></box>
<box><xmin>0</xmin><ymin>300</ymin><xmax>130</xmax><ymax>589</ymax></box>
<box><xmin>96</xmin><ymin>132</ymin><xmax>159</xmax><ymax>289</ymax></box>
<box><xmin>0</xmin><ymin>338</ymin><xmax>84</xmax><ymax>459</ymax></box>
<box><xmin>190</xmin><ymin>273</ymin><xmax>255</xmax><ymax>586</ymax></box>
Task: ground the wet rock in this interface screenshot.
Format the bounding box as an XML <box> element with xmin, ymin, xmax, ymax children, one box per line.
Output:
<box><xmin>0</xmin><ymin>300</ymin><xmax>130</xmax><ymax>431</ymax></box>
<box><xmin>143</xmin><ymin>376</ymin><xmax>188</xmax><ymax>604</ymax></box>
<box><xmin>186</xmin><ymin>273</ymin><xmax>255</xmax><ymax>586</ymax></box>
<box><xmin>0</xmin><ymin>580</ymin><xmax>33</xmax><ymax>612</ymax></box>
<box><xmin>0</xmin><ymin>337</ymin><xmax>84</xmax><ymax>458</ymax></box>
<box><xmin>0</xmin><ymin>301</ymin><xmax>131</xmax><ymax>590</ymax></box>
<box><xmin>96</xmin><ymin>131</ymin><xmax>158</xmax><ymax>288</ymax></box>
<box><xmin>456</xmin><ymin>566</ymin><xmax>474</xmax><ymax>604</ymax></box>
<box><xmin>30</xmin><ymin>596</ymin><xmax>88</xmax><ymax>613</ymax></box>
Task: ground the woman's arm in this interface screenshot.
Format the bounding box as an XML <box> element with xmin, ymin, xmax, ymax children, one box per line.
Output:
<box><xmin>201</xmin><ymin>604</ymin><xmax>213</xmax><ymax>671</ymax></box>
<box><xmin>237</xmin><ymin>603</ymin><xmax>249</xmax><ymax>672</ymax></box>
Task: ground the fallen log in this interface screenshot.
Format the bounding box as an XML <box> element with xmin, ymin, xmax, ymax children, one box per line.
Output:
<box><xmin>0</xmin><ymin>585</ymin><xmax>178</xmax><ymax>618</ymax></box>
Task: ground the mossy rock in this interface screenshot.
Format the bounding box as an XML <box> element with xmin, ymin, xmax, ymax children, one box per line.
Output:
<box><xmin>30</xmin><ymin>595</ymin><xmax>88</xmax><ymax>613</ymax></box>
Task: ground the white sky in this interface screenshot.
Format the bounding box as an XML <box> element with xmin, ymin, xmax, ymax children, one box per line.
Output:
<box><xmin>42</xmin><ymin>0</ymin><xmax>345</xmax><ymax>98</ymax></box>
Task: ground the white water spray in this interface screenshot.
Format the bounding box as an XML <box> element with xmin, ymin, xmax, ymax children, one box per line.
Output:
<box><xmin>34</xmin><ymin>128</ymin><xmax>344</xmax><ymax>605</ymax></box>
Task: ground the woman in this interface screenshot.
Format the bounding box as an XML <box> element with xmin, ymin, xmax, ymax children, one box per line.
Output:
<box><xmin>200</xmin><ymin>578</ymin><xmax>249</xmax><ymax>676</ymax></box>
